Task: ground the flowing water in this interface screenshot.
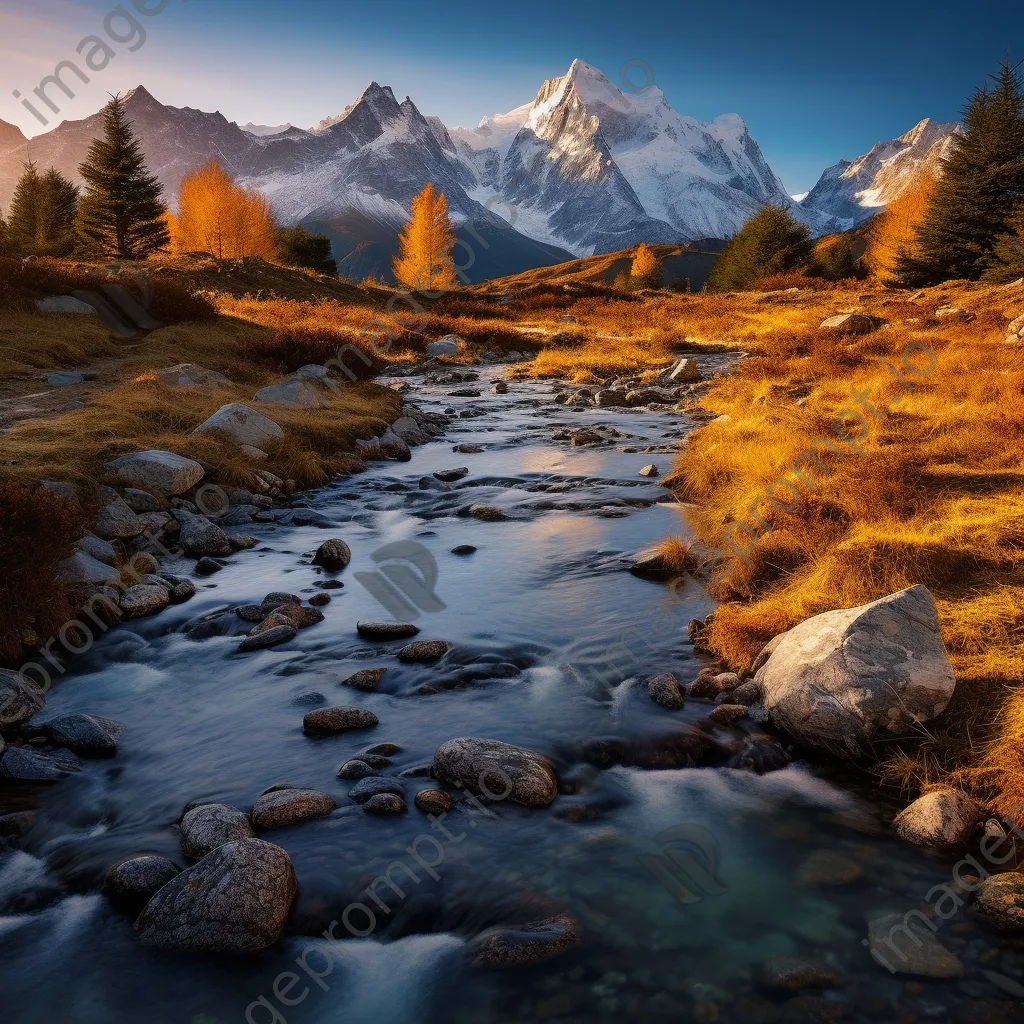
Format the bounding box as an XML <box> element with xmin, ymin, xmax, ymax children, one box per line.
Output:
<box><xmin>1</xmin><ymin>364</ymin><xmax>1020</xmax><ymax>1023</ymax></box>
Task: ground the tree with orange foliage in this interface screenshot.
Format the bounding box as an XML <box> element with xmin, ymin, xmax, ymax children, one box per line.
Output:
<box><xmin>393</xmin><ymin>183</ymin><xmax>457</xmax><ymax>291</ymax></box>
<box><xmin>172</xmin><ymin>160</ymin><xmax>277</xmax><ymax>260</ymax></box>
<box><xmin>863</xmin><ymin>173</ymin><xmax>937</xmax><ymax>281</ymax></box>
<box><xmin>629</xmin><ymin>242</ymin><xmax>662</xmax><ymax>289</ymax></box>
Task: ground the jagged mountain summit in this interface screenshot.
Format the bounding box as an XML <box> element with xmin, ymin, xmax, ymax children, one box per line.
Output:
<box><xmin>798</xmin><ymin>118</ymin><xmax>960</xmax><ymax>232</ymax></box>
<box><xmin>451</xmin><ymin>59</ymin><xmax>796</xmax><ymax>253</ymax></box>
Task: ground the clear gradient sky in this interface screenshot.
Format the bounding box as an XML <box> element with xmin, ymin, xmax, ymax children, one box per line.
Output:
<box><xmin>1</xmin><ymin>0</ymin><xmax>1021</xmax><ymax>193</ymax></box>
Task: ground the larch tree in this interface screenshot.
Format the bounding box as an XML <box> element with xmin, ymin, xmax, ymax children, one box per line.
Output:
<box><xmin>173</xmin><ymin>160</ymin><xmax>277</xmax><ymax>260</ymax></box>
<box><xmin>894</xmin><ymin>59</ymin><xmax>1024</xmax><ymax>286</ymax></box>
<box><xmin>862</xmin><ymin>173</ymin><xmax>937</xmax><ymax>281</ymax></box>
<box><xmin>393</xmin><ymin>183</ymin><xmax>457</xmax><ymax>291</ymax></box>
<box><xmin>76</xmin><ymin>94</ymin><xmax>170</xmax><ymax>259</ymax></box>
<box><xmin>630</xmin><ymin>243</ymin><xmax>662</xmax><ymax>288</ymax></box>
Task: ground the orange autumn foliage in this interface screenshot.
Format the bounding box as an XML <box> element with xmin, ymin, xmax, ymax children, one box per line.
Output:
<box><xmin>863</xmin><ymin>173</ymin><xmax>937</xmax><ymax>280</ymax></box>
<box><xmin>393</xmin><ymin>183</ymin><xmax>457</xmax><ymax>291</ymax></box>
<box><xmin>172</xmin><ymin>160</ymin><xmax>277</xmax><ymax>260</ymax></box>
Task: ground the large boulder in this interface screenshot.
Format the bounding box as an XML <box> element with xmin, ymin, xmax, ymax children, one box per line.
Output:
<box><xmin>192</xmin><ymin>403</ymin><xmax>284</xmax><ymax>448</ymax></box>
<box><xmin>136</xmin><ymin>839</ymin><xmax>296</xmax><ymax>954</ymax></box>
<box><xmin>155</xmin><ymin>363</ymin><xmax>233</xmax><ymax>389</ymax></box>
<box><xmin>254</xmin><ymin>378</ymin><xmax>324</xmax><ymax>409</ymax></box>
<box><xmin>104</xmin><ymin>450</ymin><xmax>205</xmax><ymax>496</ymax></box>
<box><xmin>179</xmin><ymin>803</ymin><xmax>255</xmax><ymax>860</ymax></box>
<box><xmin>0</xmin><ymin>670</ymin><xmax>46</xmax><ymax>727</ymax></box>
<box><xmin>172</xmin><ymin>511</ymin><xmax>232</xmax><ymax>558</ymax></box>
<box><xmin>892</xmin><ymin>789</ymin><xmax>984</xmax><ymax>850</ymax></box>
<box><xmin>433</xmin><ymin>738</ymin><xmax>558</xmax><ymax>808</ymax></box>
<box><xmin>754</xmin><ymin>586</ymin><xmax>955</xmax><ymax>756</ymax></box>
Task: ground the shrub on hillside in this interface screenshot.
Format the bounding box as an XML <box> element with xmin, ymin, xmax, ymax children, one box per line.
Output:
<box><xmin>808</xmin><ymin>234</ymin><xmax>865</xmax><ymax>281</ymax></box>
<box><xmin>0</xmin><ymin>482</ymin><xmax>83</xmax><ymax>662</ymax></box>
<box><xmin>708</xmin><ymin>207</ymin><xmax>813</xmax><ymax>292</ymax></box>
<box><xmin>277</xmin><ymin>226</ymin><xmax>339</xmax><ymax>276</ymax></box>
<box><xmin>0</xmin><ymin>258</ymin><xmax>102</xmax><ymax>312</ymax></box>
<box><xmin>246</xmin><ymin>324</ymin><xmax>383</xmax><ymax>377</ymax></box>
<box><xmin>146</xmin><ymin>279</ymin><xmax>218</xmax><ymax>323</ymax></box>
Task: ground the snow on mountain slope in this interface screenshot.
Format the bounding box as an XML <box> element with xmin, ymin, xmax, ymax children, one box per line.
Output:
<box><xmin>448</xmin><ymin>59</ymin><xmax>796</xmax><ymax>252</ymax></box>
<box><xmin>799</xmin><ymin>118</ymin><xmax>959</xmax><ymax>232</ymax></box>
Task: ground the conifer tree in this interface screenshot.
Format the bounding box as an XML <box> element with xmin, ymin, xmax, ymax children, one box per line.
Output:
<box><xmin>894</xmin><ymin>59</ymin><xmax>1024</xmax><ymax>286</ymax></box>
<box><xmin>6</xmin><ymin>161</ymin><xmax>41</xmax><ymax>251</ymax></box>
<box><xmin>630</xmin><ymin>242</ymin><xmax>662</xmax><ymax>289</ymax></box>
<box><xmin>77</xmin><ymin>94</ymin><xmax>169</xmax><ymax>259</ymax></box>
<box><xmin>36</xmin><ymin>168</ymin><xmax>80</xmax><ymax>256</ymax></box>
<box><xmin>393</xmin><ymin>183</ymin><xmax>457</xmax><ymax>291</ymax></box>
<box><xmin>708</xmin><ymin>206</ymin><xmax>813</xmax><ymax>292</ymax></box>
<box><xmin>277</xmin><ymin>225</ymin><xmax>338</xmax><ymax>275</ymax></box>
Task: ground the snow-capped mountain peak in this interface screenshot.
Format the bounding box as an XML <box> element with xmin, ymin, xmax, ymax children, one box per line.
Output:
<box><xmin>799</xmin><ymin>117</ymin><xmax>960</xmax><ymax>232</ymax></box>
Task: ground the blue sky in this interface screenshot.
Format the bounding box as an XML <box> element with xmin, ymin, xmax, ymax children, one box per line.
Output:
<box><xmin>1</xmin><ymin>0</ymin><xmax>1020</xmax><ymax>192</ymax></box>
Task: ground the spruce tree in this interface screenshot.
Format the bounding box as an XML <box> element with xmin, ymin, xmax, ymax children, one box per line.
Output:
<box><xmin>894</xmin><ymin>59</ymin><xmax>1024</xmax><ymax>286</ymax></box>
<box><xmin>708</xmin><ymin>206</ymin><xmax>813</xmax><ymax>292</ymax></box>
<box><xmin>77</xmin><ymin>94</ymin><xmax>170</xmax><ymax>259</ymax></box>
<box><xmin>36</xmin><ymin>169</ymin><xmax>80</xmax><ymax>256</ymax></box>
<box><xmin>7</xmin><ymin>161</ymin><xmax>41</xmax><ymax>252</ymax></box>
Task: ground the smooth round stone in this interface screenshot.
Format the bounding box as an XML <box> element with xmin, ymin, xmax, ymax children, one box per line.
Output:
<box><xmin>337</xmin><ymin>759</ymin><xmax>380</xmax><ymax>781</ymax></box>
<box><xmin>312</xmin><ymin>539</ymin><xmax>351</xmax><ymax>571</ymax></box>
<box><xmin>451</xmin><ymin>545</ymin><xmax>477</xmax><ymax>555</ymax></box>
<box><xmin>309</xmin><ymin>593</ymin><xmax>331</xmax><ymax>607</ymax></box>
<box><xmin>348</xmin><ymin>777</ymin><xmax>406</xmax><ymax>804</ymax></box>
<box><xmin>303</xmin><ymin>707</ymin><xmax>379</xmax><ymax>736</ymax></box>
<box><xmin>237</xmin><ymin>625</ymin><xmax>297</xmax><ymax>651</ymax></box>
<box><xmin>397</xmin><ymin>640</ymin><xmax>452</xmax><ymax>662</ymax></box>
<box><xmin>249</xmin><ymin>788</ymin><xmax>336</xmax><ymax>831</ymax></box>
<box><xmin>179</xmin><ymin>804</ymin><xmax>254</xmax><ymax>861</ymax></box>
<box><xmin>104</xmin><ymin>855</ymin><xmax>180</xmax><ymax>916</ymax></box>
<box><xmin>357</xmin><ymin>622</ymin><xmax>421</xmax><ymax>640</ymax></box>
<box><xmin>361</xmin><ymin>793</ymin><xmax>407</xmax><ymax>815</ymax></box>
<box><xmin>414</xmin><ymin>789</ymin><xmax>455</xmax><ymax>815</ymax></box>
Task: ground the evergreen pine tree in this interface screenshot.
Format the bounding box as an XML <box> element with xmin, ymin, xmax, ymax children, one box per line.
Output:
<box><xmin>894</xmin><ymin>59</ymin><xmax>1024</xmax><ymax>286</ymax></box>
<box><xmin>36</xmin><ymin>169</ymin><xmax>80</xmax><ymax>256</ymax></box>
<box><xmin>7</xmin><ymin>161</ymin><xmax>41</xmax><ymax>252</ymax></box>
<box><xmin>76</xmin><ymin>94</ymin><xmax>170</xmax><ymax>259</ymax></box>
<box><xmin>277</xmin><ymin>225</ymin><xmax>338</xmax><ymax>275</ymax></box>
<box><xmin>708</xmin><ymin>206</ymin><xmax>813</xmax><ymax>292</ymax></box>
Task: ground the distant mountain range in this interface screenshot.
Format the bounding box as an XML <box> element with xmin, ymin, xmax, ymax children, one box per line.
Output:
<box><xmin>0</xmin><ymin>61</ymin><xmax>960</xmax><ymax>281</ymax></box>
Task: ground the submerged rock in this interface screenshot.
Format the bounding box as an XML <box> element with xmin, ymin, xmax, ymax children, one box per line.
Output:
<box><xmin>136</xmin><ymin>839</ymin><xmax>296</xmax><ymax>954</ymax></box>
<box><xmin>179</xmin><ymin>803</ymin><xmax>254</xmax><ymax>861</ymax></box>
<box><xmin>755</xmin><ymin>586</ymin><xmax>955</xmax><ymax>756</ymax></box>
<box><xmin>892</xmin><ymin>789</ymin><xmax>984</xmax><ymax>850</ymax></box>
<box><xmin>866</xmin><ymin>913</ymin><xmax>963</xmax><ymax>978</ymax></box>
<box><xmin>468</xmin><ymin>911</ymin><xmax>580</xmax><ymax>968</ymax></box>
<box><xmin>348</xmin><ymin>777</ymin><xmax>406</xmax><ymax>803</ymax></box>
<box><xmin>104</xmin><ymin>855</ymin><xmax>180</xmax><ymax>916</ymax></box>
<box><xmin>759</xmin><ymin>956</ymin><xmax>845</xmax><ymax>991</ymax></box>
<box><xmin>434</xmin><ymin>737</ymin><xmax>558</xmax><ymax>808</ymax></box>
